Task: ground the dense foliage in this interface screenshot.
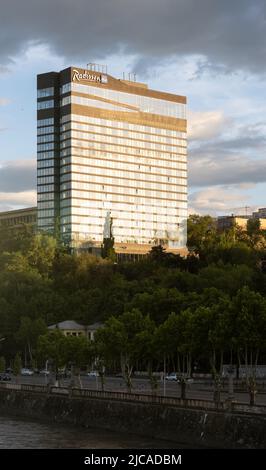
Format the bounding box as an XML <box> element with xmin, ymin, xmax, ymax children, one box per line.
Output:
<box><xmin>0</xmin><ymin>216</ymin><xmax>265</xmax><ymax>380</ymax></box>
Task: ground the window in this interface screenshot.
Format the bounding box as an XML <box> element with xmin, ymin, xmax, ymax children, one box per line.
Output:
<box><xmin>37</xmin><ymin>100</ymin><xmax>54</xmax><ymax>110</ymax></box>
<box><xmin>37</xmin><ymin>87</ymin><xmax>54</xmax><ymax>98</ymax></box>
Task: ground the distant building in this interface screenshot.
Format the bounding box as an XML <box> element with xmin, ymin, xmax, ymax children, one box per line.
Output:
<box><xmin>217</xmin><ymin>215</ymin><xmax>250</xmax><ymax>231</ymax></box>
<box><xmin>0</xmin><ymin>207</ymin><xmax>37</xmax><ymax>230</ymax></box>
<box><xmin>252</xmin><ymin>208</ymin><xmax>266</xmax><ymax>219</ymax></box>
<box><xmin>48</xmin><ymin>320</ymin><xmax>103</xmax><ymax>339</ymax></box>
<box><xmin>217</xmin><ymin>214</ymin><xmax>266</xmax><ymax>231</ymax></box>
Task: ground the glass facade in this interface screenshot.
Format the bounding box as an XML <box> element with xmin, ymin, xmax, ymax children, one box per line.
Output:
<box><xmin>37</xmin><ymin>67</ymin><xmax>187</xmax><ymax>252</ymax></box>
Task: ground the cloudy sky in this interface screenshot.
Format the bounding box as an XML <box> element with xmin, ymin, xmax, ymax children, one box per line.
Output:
<box><xmin>0</xmin><ymin>0</ymin><xmax>265</xmax><ymax>215</ymax></box>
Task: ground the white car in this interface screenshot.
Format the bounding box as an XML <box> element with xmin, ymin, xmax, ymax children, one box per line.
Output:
<box><xmin>87</xmin><ymin>371</ymin><xmax>99</xmax><ymax>377</ymax></box>
<box><xmin>39</xmin><ymin>369</ymin><xmax>50</xmax><ymax>376</ymax></box>
<box><xmin>165</xmin><ymin>373</ymin><xmax>178</xmax><ymax>381</ymax></box>
<box><xmin>20</xmin><ymin>368</ymin><xmax>34</xmax><ymax>376</ymax></box>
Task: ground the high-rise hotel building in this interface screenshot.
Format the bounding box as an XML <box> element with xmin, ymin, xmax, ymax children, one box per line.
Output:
<box><xmin>37</xmin><ymin>66</ymin><xmax>187</xmax><ymax>255</ymax></box>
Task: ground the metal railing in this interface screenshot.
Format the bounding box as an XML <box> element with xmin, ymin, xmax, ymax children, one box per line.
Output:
<box><xmin>0</xmin><ymin>382</ymin><xmax>266</xmax><ymax>415</ymax></box>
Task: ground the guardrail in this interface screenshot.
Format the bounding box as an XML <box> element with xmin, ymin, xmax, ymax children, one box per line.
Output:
<box><xmin>0</xmin><ymin>382</ymin><xmax>266</xmax><ymax>415</ymax></box>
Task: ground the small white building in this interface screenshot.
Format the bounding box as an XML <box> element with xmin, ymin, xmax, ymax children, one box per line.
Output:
<box><xmin>48</xmin><ymin>320</ymin><xmax>104</xmax><ymax>340</ymax></box>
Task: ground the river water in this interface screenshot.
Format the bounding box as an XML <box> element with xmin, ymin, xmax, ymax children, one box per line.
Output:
<box><xmin>0</xmin><ymin>415</ymin><xmax>185</xmax><ymax>449</ymax></box>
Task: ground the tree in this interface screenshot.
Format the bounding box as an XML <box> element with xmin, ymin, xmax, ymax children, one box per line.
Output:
<box><xmin>187</xmin><ymin>214</ymin><xmax>217</xmax><ymax>254</ymax></box>
<box><xmin>64</xmin><ymin>335</ymin><xmax>94</xmax><ymax>388</ymax></box>
<box><xmin>16</xmin><ymin>317</ymin><xmax>47</xmax><ymax>366</ymax></box>
<box><xmin>0</xmin><ymin>356</ymin><xmax>6</xmax><ymax>373</ymax></box>
<box><xmin>95</xmin><ymin>309</ymin><xmax>151</xmax><ymax>392</ymax></box>
<box><xmin>13</xmin><ymin>353</ymin><xmax>22</xmax><ymax>383</ymax></box>
<box><xmin>26</xmin><ymin>233</ymin><xmax>57</xmax><ymax>275</ymax></box>
<box><xmin>37</xmin><ymin>330</ymin><xmax>67</xmax><ymax>373</ymax></box>
<box><xmin>149</xmin><ymin>245</ymin><xmax>167</xmax><ymax>263</ymax></box>
<box><xmin>231</xmin><ymin>287</ymin><xmax>266</xmax><ymax>375</ymax></box>
<box><xmin>134</xmin><ymin>319</ymin><xmax>158</xmax><ymax>394</ymax></box>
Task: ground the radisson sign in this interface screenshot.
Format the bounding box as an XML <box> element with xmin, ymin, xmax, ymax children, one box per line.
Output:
<box><xmin>72</xmin><ymin>69</ymin><xmax>108</xmax><ymax>84</ymax></box>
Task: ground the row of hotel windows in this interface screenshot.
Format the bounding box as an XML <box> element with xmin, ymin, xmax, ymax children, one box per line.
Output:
<box><xmin>37</xmin><ymin>152</ymin><xmax>187</xmax><ymax>174</ymax></box>
<box><xmin>38</xmin><ymin>143</ymin><xmax>56</xmax><ymax>152</ymax></box>
<box><xmin>37</xmin><ymin>152</ymin><xmax>55</xmax><ymax>161</ymax></box>
<box><xmin>58</xmin><ymin>222</ymin><xmax>181</xmax><ymax>237</ymax></box>
<box><xmin>61</xmin><ymin>94</ymin><xmax>183</xmax><ymax>119</ymax></box>
<box><xmin>37</xmin><ymin>213</ymin><xmax>181</xmax><ymax>231</ymax></box>
<box><xmin>37</xmin><ymin>168</ymin><xmax>55</xmax><ymax>176</ymax></box>
<box><xmin>61</xmin><ymin>130</ymin><xmax>186</xmax><ymax>153</ymax></box>
<box><xmin>37</xmin><ymin>115</ymin><xmax>186</xmax><ymax>141</ymax></box>
<box><xmin>38</xmin><ymin>184</ymin><xmax>187</xmax><ymax>211</ymax></box>
<box><xmin>60</xmin><ymin>226</ymin><xmax>182</xmax><ymax>242</ymax></box>
<box><xmin>37</xmin><ymin>87</ymin><xmax>54</xmax><ymax>98</ymax></box>
<box><xmin>60</xmin><ymin>82</ymin><xmax>186</xmax><ymax>119</ymax></box>
<box><xmin>37</xmin><ymin>188</ymin><xmax>187</xmax><ymax>209</ymax></box>
<box><xmin>61</xmin><ymin>121</ymin><xmax>186</xmax><ymax>145</ymax></box>
<box><xmin>60</xmin><ymin>191</ymin><xmax>187</xmax><ymax>208</ymax></box>
<box><xmin>38</xmin><ymin>209</ymin><xmax>55</xmax><ymax>217</ymax></box>
<box><xmin>61</xmin><ymin>155</ymin><xmax>187</xmax><ymax>173</ymax></box>
<box><xmin>38</xmin><ymin>220</ymin><xmax>182</xmax><ymax>246</ymax></box>
<box><xmin>58</xmin><ymin>210</ymin><xmax>185</xmax><ymax>225</ymax></box>
<box><xmin>37</xmin><ymin>176</ymin><xmax>186</xmax><ymax>193</ymax></box>
<box><xmin>61</xmin><ymin>115</ymin><xmax>186</xmax><ymax>139</ymax></box>
<box><xmin>60</xmin><ymin>164</ymin><xmax>187</xmax><ymax>183</ymax></box>
<box><xmin>37</xmin><ymin>196</ymin><xmax>187</xmax><ymax>217</ymax></box>
<box><xmin>38</xmin><ymin>212</ymin><xmax>181</xmax><ymax>230</ymax></box>
<box><xmin>61</xmin><ymin>140</ymin><xmax>187</xmax><ymax>159</ymax></box>
<box><xmin>37</xmin><ymin>130</ymin><xmax>186</xmax><ymax>152</ymax></box>
<box><xmin>37</xmin><ymin>159</ymin><xmax>55</xmax><ymax>169</ymax></box>
<box><xmin>62</xmin><ymin>95</ymin><xmax>137</xmax><ymax>113</ymax></box>
<box><xmin>36</xmin><ymin>142</ymin><xmax>187</xmax><ymax>164</ymax></box>
<box><xmin>60</xmin><ymin>157</ymin><xmax>186</xmax><ymax>176</ymax></box>
<box><xmin>36</xmin><ymin>173</ymin><xmax>186</xmax><ymax>190</ymax></box>
<box><xmin>38</xmin><ymin>176</ymin><xmax>54</xmax><ymax>184</ymax></box>
<box><xmin>38</xmin><ymin>192</ymin><xmax>55</xmax><ymax>201</ymax></box>
<box><xmin>59</xmin><ymin>199</ymin><xmax>187</xmax><ymax>217</ymax></box>
<box><xmin>38</xmin><ymin>135</ymin><xmax>56</xmax><ymax>144</ymax></box>
<box><xmin>37</xmin><ymin>100</ymin><xmax>54</xmax><ymax>110</ymax></box>
<box><xmin>58</xmin><ymin>182</ymin><xmax>187</xmax><ymax>199</ymax></box>
<box><xmin>37</xmin><ymin>118</ymin><xmax>54</xmax><ymax>127</ymax></box>
<box><xmin>37</xmin><ymin>126</ymin><xmax>56</xmax><ymax>135</ymax></box>
<box><xmin>61</xmin><ymin>148</ymin><xmax>187</xmax><ymax>167</ymax></box>
<box><xmin>59</xmin><ymin>211</ymin><xmax>183</xmax><ymax>227</ymax></box>
<box><xmin>59</xmin><ymin>171</ymin><xmax>186</xmax><ymax>189</ymax></box>
<box><xmin>38</xmin><ymin>201</ymin><xmax>55</xmax><ymax>209</ymax></box>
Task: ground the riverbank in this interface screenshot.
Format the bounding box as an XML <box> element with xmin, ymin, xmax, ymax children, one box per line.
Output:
<box><xmin>0</xmin><ymin>387</ymin><xmax>266</xmax><ymax>448</ymax></box>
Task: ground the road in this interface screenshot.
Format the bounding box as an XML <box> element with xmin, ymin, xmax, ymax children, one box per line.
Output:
<box><xmin>6</xmin><ymin>374</ymin><xmax>266</xmax><ymax>406</ymax></box>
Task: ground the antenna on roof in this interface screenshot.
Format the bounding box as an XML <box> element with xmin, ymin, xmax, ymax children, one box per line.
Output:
<box><xmin>87</xmin><ymin>63</ymin><xmax>107</xmax><ymax>74</ymax></box>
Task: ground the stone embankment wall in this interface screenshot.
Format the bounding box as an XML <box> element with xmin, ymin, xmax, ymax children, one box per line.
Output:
<box><xmin>0</xmin><ymin>389</ymin><xmax>265</xmax><ymax>448</ymax></box>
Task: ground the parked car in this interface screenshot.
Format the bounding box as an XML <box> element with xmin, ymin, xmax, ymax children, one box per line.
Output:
<box><xmin>0</xmin><ymin>373</ymin><xmax>11</xmax><ymax>381</ymax></box>
<box><xmin>5</xmin><ymin>368</ymin><xmax>13</xmax><ymax>374</ymax></box>
<box><xmin>39</xmin><ymin>369</ymin><xmax>50</xmax><ymax>376</ymax></box>
<box><xmin>165</xmin><ymin>373</ymin><xmax>178</xmax><ymax>381</ymax></box>
<box><xmin>87</xmin><ymin>371</ymin><xmax>99</xmax><ymax>377</ymax></box>
<box><xmin>20</xmin><ymin>368</ymin><xmax>34</xmax><ymax>376</ymax></box>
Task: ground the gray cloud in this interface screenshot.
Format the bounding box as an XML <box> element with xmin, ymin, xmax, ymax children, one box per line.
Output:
<box><xmin>188</xmin><ymin>186</ymin><xmax>252</xmax><ymax>216</ymax></box>
<box><xmin>189</xmin><ymin>118</ymin><xmax>266</xmax><ymax>187</ymax></box>
<box><xmin>189</xmin><ymin>150</ymin><xmax>266</xmax><ymax>187</ymax></box>
<box><xmin>0</xmin><ymin>0</ymin><xmax>265</xmax><ymax>75</ymax></box>
<box><xmin>0</xmin><ymin>160</ymin><xmax>36</xmax><ymax>192</ymax></box>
